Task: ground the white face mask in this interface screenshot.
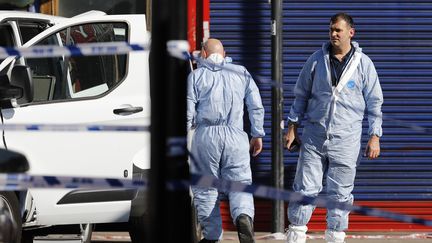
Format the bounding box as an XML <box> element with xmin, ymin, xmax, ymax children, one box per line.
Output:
<box><xmin>207</xmin><ymin>53</ymin><xmax>224</xmax><ymax>64</ymax></box>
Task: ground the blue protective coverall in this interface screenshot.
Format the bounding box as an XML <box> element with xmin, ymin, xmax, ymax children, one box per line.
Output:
<box><xmin>187</xmin><ymin>56</ymin><xmax>265</xmax><ymax>240</ymax></box>
<box><xmin>287</xmin><ymin>42</ymin><xmax>383</xmax><ymax>231</ymax></box>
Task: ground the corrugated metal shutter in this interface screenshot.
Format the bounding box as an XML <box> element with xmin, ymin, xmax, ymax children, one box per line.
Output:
<box><xmin>210</xmin><ymin>0</ymin><xmax>432</xmax><ymax>231</ymax></box>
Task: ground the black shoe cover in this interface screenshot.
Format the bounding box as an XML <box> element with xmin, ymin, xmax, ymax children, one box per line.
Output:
<box><xmin>198</xmin><ymin>238</ymin><xmax>219</xmax><ymax>243</ymax></box>
<box><xmin>236</xmin><ymin>214</ymin><xmax>255</xmax><ymax>243</ymax></box>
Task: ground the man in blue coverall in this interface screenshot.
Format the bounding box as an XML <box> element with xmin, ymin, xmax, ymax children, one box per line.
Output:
<box><xmin>284</xmin><ymin>13</ymin><xmax>383</xmax><ymax>243</ymax></box>
<box><xmin>188</xmin><ymin>38</ymin><xmax>265</xmax><ymax>243</ymax></box>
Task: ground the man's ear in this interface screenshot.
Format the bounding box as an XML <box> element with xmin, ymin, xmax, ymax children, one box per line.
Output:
<box><xmin>223</xmin><ymin>51</ymin><xmax>226</xmax><ymax>58</ymax></box>
<box><xmin>201</xmin><ymin>49</ymin><xmax>207</xmax><ymax>58</ymax></box>
<box><xmin>349</xmin><ymin>28</ymin><xmax>355</xmax><ymax>38</ymax></box>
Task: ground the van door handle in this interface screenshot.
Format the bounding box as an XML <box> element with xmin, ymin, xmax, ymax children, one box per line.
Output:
<box><xmin>113</xmin><ymin>106</ymin><xmax>143</xmax><ymax>115</ymax></box>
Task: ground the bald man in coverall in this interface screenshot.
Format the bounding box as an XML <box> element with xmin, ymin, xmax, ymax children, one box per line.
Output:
<box><xmin>285</xmin><ymin>13</ymin><xmax>383</xmax><ymax>243</ymax></box>
<box><xmin>188</xmin><ymin>38</ymin><xmax>265</xmax><ymax>243</ymax></box>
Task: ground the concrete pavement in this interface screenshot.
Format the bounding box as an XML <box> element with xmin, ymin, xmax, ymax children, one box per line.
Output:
<box><xmin>87</xmin><ymin>231</ymin><xmax>432</xmax><ymax>242</ymax></box>
<box><xmin>221</xmin><ymin>231</ymin><xmax>432</xmax><ymax>243</ymax></box>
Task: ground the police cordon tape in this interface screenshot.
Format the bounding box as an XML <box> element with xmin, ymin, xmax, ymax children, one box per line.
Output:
<box><xmin>0</xmin><ymin>172</ymin><xmax>431</xmax><ymax>227</ymax></box>
<box><xmin>0</xmin><ymin>123</ymin><xmax>149</xmax><ymax>132</ymax></box>
<box><xmin>0</xmin><ymin>42</ymin><xmax>149</xmax><ymax>59</ymax></box>
<box><xmin>189</xmin><ymin>174</ymin><xmax>432</xmax><ymax>227</ymax></box>
<box><xmin>167</xmin><ymin>40</ymin><xmax>283</xmax><ymax>89</ymax></box>
<box><xmin>0</xmin><ymin>173</ymin><xmax>147</xmax><ymax>191</ymax></box>
<box><xmin>171</xmin><ymin>42</ymin><xmax>432</xmax><ymax>136</ymax></box>
<box><xmin>0</xmin><ymin>41</ymin><xmax>428</xmax><ymax>135</ymax></box>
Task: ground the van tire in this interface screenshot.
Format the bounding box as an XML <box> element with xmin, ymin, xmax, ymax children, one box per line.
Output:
<box><xmin>0</xmin><ymin>191</ymin><xmax>22</xmax><ymax>243</ymax></box>
<box><xmin>128</xmin><ymin>166</ymin><xmax>148</xmax><ymax>242</ymax></box>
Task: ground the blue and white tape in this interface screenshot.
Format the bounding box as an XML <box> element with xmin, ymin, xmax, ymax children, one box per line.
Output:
<box><xmin>0</xmin><ymin>42</ymin><xmax>149</xmax><ymax>59</ymax></box>
<box><xmin>172</xmin><ymin>45</ymin><xmax>283</xmax><ymax>89</ymax></box>
<box><xmin>169</xmin><ymin>43</ymin><xmax>431</xmax><ymax>136</ymax></box>
<box><xmin>0</xmin><ymin>173</ymin><xmax>146</xmax><ymax>191</ymax></box>
<box><xmin>189</xmin><ymin>173</ymin><xmax>432</xmax><ymax>227</ymax></box>
<box><xmin>0</xmin><ymin>123</ymin><xmax>149</xmax><ymax>132</ymax></box>
<box><xmin>0</xmin><ymin>40</ymin><xmax>427</xmax><ymax>134</ymax></box>
<box><xmin>0</xmin><ymin>171</ymin><xmax>431</xmax><ymax>227</ymax></box>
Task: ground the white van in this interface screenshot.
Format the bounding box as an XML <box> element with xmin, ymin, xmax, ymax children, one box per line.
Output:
<box><xmin>0</xmin><ymin>11</ymin><xmax>150</xmax><ymax>243</ymax></box>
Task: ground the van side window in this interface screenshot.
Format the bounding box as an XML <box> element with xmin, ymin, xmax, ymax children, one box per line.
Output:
<box><xmin>25</xmin><ymin>34</ymin><xmax>65</xmax><ymax>101</ymax></box>
<box><xmin>18</xmin><ymin>21</ymin><xmax>50</xmax><ymax>44</ymax></box>
<box><xmin>25</xmin><ymin>22</ymin><xmax>128</xmax><ymax>103</ymax></box>
<box><xmin>0</xmin><ymin>23</ymin><xmax>15</xmax><ymax>68</ymax></box>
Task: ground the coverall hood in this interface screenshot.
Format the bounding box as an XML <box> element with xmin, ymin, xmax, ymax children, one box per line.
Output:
<box><xmin>322</xmin><ymin>41</ymin><xmax>362</xmax><ymax>55</ymax></box>
<box><xmin>200</xmin><ymin>54</ymin><xmax>226</xmax><ymax>71</ymax></box>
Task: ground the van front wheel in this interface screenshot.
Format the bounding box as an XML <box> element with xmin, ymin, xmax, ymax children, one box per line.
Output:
<box><xmin>0</xmin><ymin>191</ymin><xmax>22</xmax><ymax>243</ymax></box>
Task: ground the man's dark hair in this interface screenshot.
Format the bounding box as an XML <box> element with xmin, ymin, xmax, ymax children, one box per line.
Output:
<box><xmin>330</xmin><ymin>12</ymin><xmax>354</xmax><ymax>28</ymax></box>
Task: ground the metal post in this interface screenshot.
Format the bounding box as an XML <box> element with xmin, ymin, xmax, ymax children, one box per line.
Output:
<box><xmin>271</xmin><ymin>0</ymin><xmax>285</xmax><ymax>233</ymax></box>
<box><xmin>149</xmin><ymin>0</ymin><xmax>191</xmax><ymax>242</ymax></box>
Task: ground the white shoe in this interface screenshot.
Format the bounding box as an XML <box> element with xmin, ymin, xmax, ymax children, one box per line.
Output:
<box><xmin>286</xmin><ymin>225</ymin><xmax>308</xmax><ymax>243</ymax></box>
<box><xmin>324</xmin><ymin>230</ymin><xmax>346</xmax><ymax>243</ymax></box>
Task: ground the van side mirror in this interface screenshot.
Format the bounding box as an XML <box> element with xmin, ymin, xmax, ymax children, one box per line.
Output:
<box><xmin>0</xmin><ymin>149</ymin><xmax>29</xmax><ymax>173</ymax></box>
<box><xmin>10</xmin><ymin>65</ymin><xmax>33</xmax><ymax>104</ymax></box>
<box><xmin>0</xmin><ymin>75</ymin><xmax>22</xmax><ymax>101</ymax></box>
